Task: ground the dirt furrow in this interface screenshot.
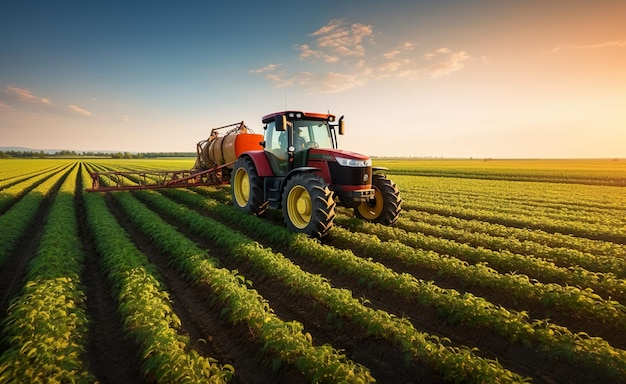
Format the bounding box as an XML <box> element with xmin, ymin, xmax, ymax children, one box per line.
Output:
<box><xmin>144</xmin><ymin>190</ymin><xmax>449</xmax><ymax>383</ymax></box>
<box><xmin>179</xmin><ymin>190</ymin><xmax>595</xmax><ymax>383</ymax></box>
<box><xmin>103</xmin><ymin>193</ymin><xmax>302</xmax><ymax>384</ymax></box>
<box><xmin>76</xmin><ymin>166</ymin><xmax>144</xmax><ymax>383</ymax></box>
<box><xmin>324</xmin><ymin>232</ymin><xmax>626</xmax><ymax>350</ymax></box>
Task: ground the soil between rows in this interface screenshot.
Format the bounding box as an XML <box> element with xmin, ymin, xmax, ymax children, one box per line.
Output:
<box><xmin>323</xmin><ymin>221</ymin><xmax>626</xmax><ymax>351</ymax></box>
<box><xmin>103</xmin><ymin>193</ymin><xmax>305</xmax><ymax>384</ymax></box>
<box><xmin>76</xmin><ymin>165</ymin><xmax>145</xmax><ymax>383</ymax></box>
<box><xmin>1</xmin><ymin>166</ymin><xmax>617</xmax><ymax>384</ymax></box>
<box><xmin>178</xmin><ymin>188</ymin><xmax>611</xmax><ymax>384</ymax></box>
<box><xmin>132</xmin><ymin>190</ymin><xmax>445</xmax><ymax>383</ymax></box>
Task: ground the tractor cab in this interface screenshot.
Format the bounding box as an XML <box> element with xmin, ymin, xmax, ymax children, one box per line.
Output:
<box><xmin>261</xmin><ymin>111</ymin><xmax>342</xmax><ymax>176</ymax></box>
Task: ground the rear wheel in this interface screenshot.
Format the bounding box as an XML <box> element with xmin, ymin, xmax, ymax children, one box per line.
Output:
<box><xmin>282</xmin><ymin>173</ymin><xmax>335</xmax><ymax>238</ymax></box>
<box><xmin>355</xmin><ymin>174</ymin><xmax>402</xmax><ymax>225</ymax></box>
<box><xmin>231</xmin><ymin>156</ymin><xmax>267</xmax><ymax>215</ymax></box>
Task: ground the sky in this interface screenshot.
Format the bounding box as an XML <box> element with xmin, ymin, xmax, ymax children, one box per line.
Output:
<box><xmin>1</xmin><ymin>0</ymin><xmax>625</xmax><ymax>158</ymax></box>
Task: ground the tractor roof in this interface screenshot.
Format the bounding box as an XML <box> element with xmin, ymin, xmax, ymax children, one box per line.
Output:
<box><xmin>262</xmin><ymin>111</ymin><xmax>336</xmax><ymax>124</ymax></box>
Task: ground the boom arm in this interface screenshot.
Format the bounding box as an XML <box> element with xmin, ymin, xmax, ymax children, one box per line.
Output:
<box><xmin>86</xmin><ymin>161</ymin><xmax>234</xmax><ymax>192</ymax></box>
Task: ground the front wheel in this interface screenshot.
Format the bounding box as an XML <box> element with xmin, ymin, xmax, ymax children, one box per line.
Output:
<box><xmin>282</xmin><ymin>173</ymin><xmax>335</xmax><ymax>238</ymax></box>
<box><xmin>355</xmin><ymin>174</ymin><xmax>402</xmax><ymax>225</ymax></box>
<box><xmin>231</xmin><ymin>156</ymin><xmax>267</xmax><ymax>215</ymax></box>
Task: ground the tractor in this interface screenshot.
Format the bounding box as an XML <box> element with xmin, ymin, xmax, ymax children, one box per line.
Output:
<box><xmin>229</xmin><ymin>111</ymin><xmax>401</xmax><ymax>237</ymax></box>
<box><xmin>87</xmin><ymin>110</ymin><xmax>402</xmax><ymax>238</ymax></box>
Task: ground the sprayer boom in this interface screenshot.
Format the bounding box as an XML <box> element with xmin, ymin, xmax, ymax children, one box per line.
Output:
<box><xmin>86</xmin><ymin>162</ymin><xmax>233</xmax><ymax>192</ymax></box>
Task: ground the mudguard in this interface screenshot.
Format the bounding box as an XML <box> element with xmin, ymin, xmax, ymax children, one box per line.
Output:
<box><xmin>241</xmin><ymin>150</ymin><xmax>273</xmax><ymax>177</ymax></box>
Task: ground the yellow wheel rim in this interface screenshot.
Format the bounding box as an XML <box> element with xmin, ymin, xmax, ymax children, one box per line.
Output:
<box><xmin>233</xmin><ymin>168</ymin><xmax>250</xmax><ymax>207</ymax></box>
<box><xmin>357</xmin><ymin>188</ymin><xmax>383</xmax><ymax>220</ymax></box>
<box><xmin>287</xmin><ymin>185</ymin><xmax>312</xmax><ymax>229</ymax></box>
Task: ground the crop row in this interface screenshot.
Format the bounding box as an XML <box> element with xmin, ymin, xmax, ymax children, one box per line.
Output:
<box><xmin>130</xmin><ymin>186</ymin><xmax>528</xmax><ymax>384</ymax></box>
<box><xmin>178</xmin><ymin>186</ymin><xmax>626</xmax><ymax>381</ymax></box>
<box><xmin>88</xmin><ymin>168</ymin><xmax>378</xmax><ymax>384</ymax></box>
<box><xmin>397</xmin><ymin>174</ymin><xmax>625</xmax><ymax>221</ymax></box>
<box><xmin>0</xmin><ymin>163</ymin><xmax>72</xmax><ymax>213</ymax></box>
<box><xmin>393</xmin><ymin>173</ymin><xmax>626</xmax><ymax>210</ymax></box>
<box><xmin>0</xmin><ymin>160</ymin><xmax>69</xmax><ymax>182</ymax></box>
<box><xmin>0</xmin><ymin>164</ymin><xmax>92</xmax><ymax>382</ymax></box>
<box><xmin>191</xmin><ymin>184</ymin><xmax>626</xmax><ymax>327</ymax></box>
<box><xmin>81</xmin><ymin>167</ymin><xmax>234</xmax><ymax>383</ymax></box>
<box><xmin>88</xmin><ymin>169</ymin><xmax>374</xmax><ymax>383</ymax></box>
<box><xmin>336</xmin><ymin>214</ymin><xmax>626</xmax><ymax>304</ymax></box>
<box><xmin>401</xmin><ymin>197</ymin><xmax>626</xmax><ymax>244</ymax></box>
<box><xmin>100</xmin><ymin>166</ymin><xmax>521</xmax><ymax>383</ymax></box>
<box><xmin>400</xmin><ymin>192</ymin><xmax>626</xmax><ymax>239</ymax></box>
<box><xmin>383</xmin><ymin>160</ymin><xmax>626</xmax><ymax>186</ymax></box>
<box><xmin>401</xmin><ymin>210</ymin><xmax>626</xmax><ymax>271</ymax></box>
<box><xmin>0</xmin><ymin>163</ymin><xmax>74</xmax><ymax>266</ymax></box>
<box><xmin>186</xmin><ymin>183</ymin><xmax>626</xmax><ymax>312</ymax></box>
<box><xmin>403</xmin><ymin>180</ymin><xmax>625</xmax><ymax>218</ymax></box>
<box><xmin>109</xmin><ymin>189</ymin><xmax>376</xmax><ymax>383</ymax></box>
<box><xmin>84</xmin><ymin>159</ymin><xmax>623</xmax><ymax>380</ymax></box>
<box><xmin>113</xmin><ymin>167</ymin><xmax>626</xmax><ymax>310</ymax></box>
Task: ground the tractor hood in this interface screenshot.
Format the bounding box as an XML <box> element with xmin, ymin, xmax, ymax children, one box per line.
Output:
<box><xmin>308</xmin><ymin>148</ymin><xmax>372</xmax><ymax>167</ymax></box>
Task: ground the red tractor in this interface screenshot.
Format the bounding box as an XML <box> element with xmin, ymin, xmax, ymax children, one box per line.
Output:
<box><xmin>229</xmin><ymin>111</ymin><xmax>401</xmax><ymax>237</ymax></box>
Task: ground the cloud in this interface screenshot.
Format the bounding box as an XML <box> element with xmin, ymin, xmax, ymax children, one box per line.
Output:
<box><xmin>251</xmin><ymin>19</ymin><xmax>471</xmax><ymax>93</ymax></box>
<box><xmin>263</xmin><ymin>70</ymin><xmax>368</xmax><ymax>94</ymax></box>
<box><xmin>312</xmin><ymin>19</ymin><xmax>372</xmax><ymax>57</ymax></box>
<box><xmin>250</xmin><ymin>63</ymin><xmax>281</xmax><ymax>73</ymax></box>
<box><xmin>424</xmin><ymin>48</ymin><xmax>471</xmax><ymax>78</ymax></box>
<box><xmin>1</xmin><ymin>84</ymin><xmax>100</xmax><ymax>121</ymax></box>
<box><xmin>550</xmin><ymin>40</ymin><xmax>626</xmax><ymax>53</ymax></box>
<box><xmin>68</xmin><ymin>104</ymin><xmax>93</xmax><ymax>117</ymax></box>
<box><xmin>298</xmin><ymin>19</ymin><xmax>373</xmax><ymax>64</ymax></box>
<box><xmin>2</xmin><ymin>85</ymin><xmax>54</xmax><ymax>105</ymax></box>
<box><xmin>572</xmin><ymin>40</ymin><xmax>626</xmax><ymax>49</ymax></box>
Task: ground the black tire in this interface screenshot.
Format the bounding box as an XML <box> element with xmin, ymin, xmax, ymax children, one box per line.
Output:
<box><xmin>231</xmin><ymin>156</ymin><xmax>267</xmax><ymax>215</ymax></box>
<box><xmin>355</xmin><ymin>174</ymin><xmax>402</xmax><ymax>225</ymax></box>
<box><xmin>282</xmin><ymin>173</ymin><xmax>335</xmax><ymax>238</ymax></box>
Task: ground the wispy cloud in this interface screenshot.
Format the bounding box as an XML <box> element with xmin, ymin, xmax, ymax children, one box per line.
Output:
<box><xmin>68</xmin><ymin>104</ymin><xmax>93</xmax><ymax>117</ymax></box>
<box><xmin>2</xmin><ymin>85</ymin><xmax>54</xmax><ymax>105</ymax></box>
<box><xmin>252</xmin><ymin>19</ymin><xmax>471</xmax><ymax>93</ymax></box>
<box><xmin>550</xmin><ymin>40</ymin><xmax>626</xmax><ymax>53</ymax></box>
<box><xmin>425</xmin><ymin>48</ymin><xmax>471</xmax><ymax>79</ymax></box>
<box><xmin>301</xmin><ymin>18</ymin><xmax>373</xmax><ymax>62</ymax></box>
<box><xmin>1</xmin><ymin>84</ymin><xmax>97</xmax><ymax>119</ymax></box>
<box><xmin>250</xmin><ymin>63</ymin><xmax>281</xmax><ymax>74</ymax></box>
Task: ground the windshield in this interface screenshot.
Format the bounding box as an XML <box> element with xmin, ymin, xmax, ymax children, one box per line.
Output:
<box><xmin>293</xmin><ymin>120</ymin><xmax>333</xmax><ymax>150</ymax></box>
<box><xmin>264</xmin><ymin>119</ymin><xmax>334</xmax><ymax>151</ymax></box>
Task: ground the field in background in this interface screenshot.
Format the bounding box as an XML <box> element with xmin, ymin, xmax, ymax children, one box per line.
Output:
<box><xmin>377</xmin><ymin>158</ymin><xmax>626</xmax><ymax>186</ymax></box>
<box><xmin>0</xmin><ymin>158</ymin><xmax>625</xmax><ymax>383</ymax></box>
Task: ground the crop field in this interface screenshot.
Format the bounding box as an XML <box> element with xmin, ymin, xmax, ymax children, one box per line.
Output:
<box><xmin>0</xmin><ymin>158</ymin><xmax>625</xmax><ymax>383</ymax></box>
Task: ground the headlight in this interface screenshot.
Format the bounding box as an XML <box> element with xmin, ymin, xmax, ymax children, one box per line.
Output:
<box><xmin>335</xmin><ymin>157</ymin><xmax>372</xmax><ymax>167</ymax></box>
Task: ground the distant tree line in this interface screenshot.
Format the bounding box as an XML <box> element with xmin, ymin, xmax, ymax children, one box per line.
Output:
<box><xmin>0</xmin><ymin>150</ymin><xmax>195</xmax><ymax>159</ymax></box>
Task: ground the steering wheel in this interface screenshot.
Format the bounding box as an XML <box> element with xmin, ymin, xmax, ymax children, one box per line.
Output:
<box><xmin>305</xmin><ymin>141</ymin><xmax>319</xmax><ymax>149</ymax></box>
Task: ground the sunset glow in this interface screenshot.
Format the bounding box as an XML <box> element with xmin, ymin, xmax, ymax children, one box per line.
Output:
<box><xmin>1</xmin><ymin>1</ymin><xmax>625</xmax><ymax>158</ymax></box>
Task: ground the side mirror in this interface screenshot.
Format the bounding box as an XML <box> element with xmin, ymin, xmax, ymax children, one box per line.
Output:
<box><xmin>338</xmin><ymin>115</ymin><xmax>345</xmax><ymax>135</ymax></box>
<box><xmin>275</xmin><ymin>115</ymin><xmax>287</xmax><ymax>131</ymax></box>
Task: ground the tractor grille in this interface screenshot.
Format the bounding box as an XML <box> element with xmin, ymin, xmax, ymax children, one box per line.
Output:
<box><xmin>328</xmin><ymin>162</ymin><xmax>372</xmax><ymax>187</ymax></box>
